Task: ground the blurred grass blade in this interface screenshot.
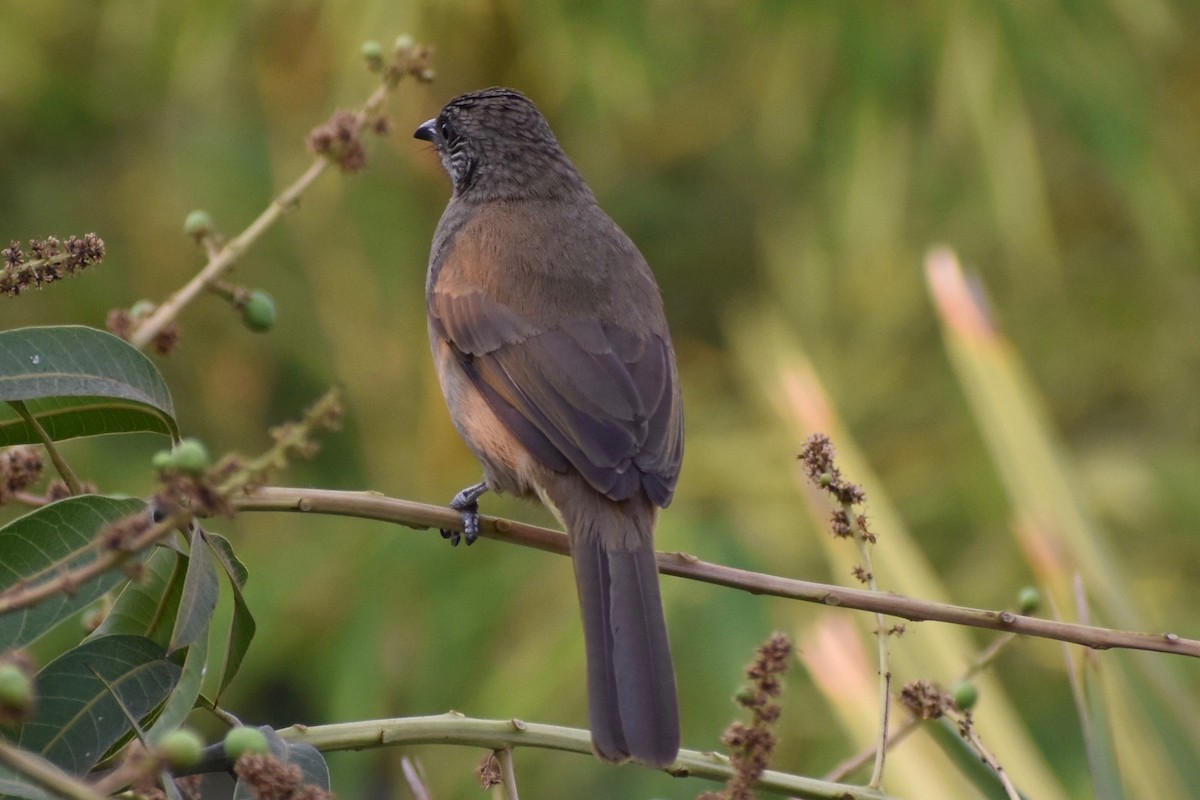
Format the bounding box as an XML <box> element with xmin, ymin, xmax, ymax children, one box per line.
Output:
<box><xmin>168</xmin><ymin>530</ymin><xmax>220</xmax><ymax>653</ymax></box>
<box><xmin>925</xmin><ymin>247</ymin><xmax>1200</xmax><ymax>790</ymax></box>
<box><xmin>729</xmin><ymin>309</ymin><xmax>1070</xmax><ymax>800</ymax></box>
<box><xmin>92</xmin><ymin>547</ymin><xmax>186</xmax><ymax>648</ymax></box>
<box><xmin>18</xmin><ymin>634</ymin><xmax>181</xmax><ymax>774</ymax></box>
<box><xmin>0</xmin><ymin>496</ymin><xmax>147</xmax><ymax>650</ymax></box>
<box><xmin>1069</xmin><ymin>649</ymin><xmax>1126</xmax><ymax>800</ymax></box>
<box><xmin>0</xmin><ymin>326</ymin><xmax>177</xmax><ymax>445</ymax></box>
<box><xmin>923</xmin><ymin>717</ymin><xmax>1029</xmax><ymax>800</ymax></box>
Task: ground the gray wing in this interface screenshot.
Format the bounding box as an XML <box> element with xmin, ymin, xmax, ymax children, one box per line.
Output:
<box><xmin>430</xmin><ymin>290</ymin><xmax>682</xmax><ymax>507</ymax></box>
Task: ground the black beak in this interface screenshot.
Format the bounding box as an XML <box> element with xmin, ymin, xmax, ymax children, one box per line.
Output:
<box><xmin>414</xmin><ymin>118</ymin><xmax>438</xmax><ymax>142</ymax></box>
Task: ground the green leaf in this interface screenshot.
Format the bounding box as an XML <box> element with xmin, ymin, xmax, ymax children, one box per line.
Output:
<box><xmin>206</xmin><ymin>533</ymin><xmax>256</xmax><ymax>698</ymax></box>
<box><xmin>233</xmin><ymin>727</ymin><xmax>330</xmax><ymax>799</ymax></box>
<box><xmin>19</xmin><ymin>634</ymin><xmax>181</xmax><ymax>775</ymax></box>
<box><xmin>0</xmin><ymin>326</ymin><xmax>177</xmax><ymax>445</ymax></box>
<box><xmin>0</xmin><ymin>495</ymin><xmax>147</xmax><ymax>650</ymax></box>
<box><xmin>168</xmin><ymin>530</ymin><xmax>219</xmax><ymax>653</ymax></box>
<box><xmin>147</xmin><ymin>627</ymin><xmax>209</xmax><ymax>744</ymax></box>
<box><xmin>92</xmin><ymin>547</ymin><xmax>186</xmax><ymax>649</ymax></box>
<box><xmin>0</xmin><ymin>774</ymin><xmax>53</xmax><ymax>799</ymax></box>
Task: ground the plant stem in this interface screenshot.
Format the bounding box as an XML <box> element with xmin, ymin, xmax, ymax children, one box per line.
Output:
<box><xmin>7</xmin><ymin>399</ymin><xmax>82</xmax><ymax>495</ymax></box>
<box><xmin>267</xmin><ymin>715</ymin><xmax>894</xmax><ymax>800</ymax></box>
<box><xmin>0</xmin><ymin>741</ymin><xmax>108</xmax><ymax>800</ymax></box>
<box><xmin>234</xmin><ymin>486</ymin><xmax>1200</xmax><ymax>659</ymax></box>
<box><xmin>845</xmin><ymin>504</ymin><xmax>890</xmax><ymax>790</ymax></box>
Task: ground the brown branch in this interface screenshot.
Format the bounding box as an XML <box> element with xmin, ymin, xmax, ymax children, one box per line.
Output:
<box><xmin>234</xmin><ymin>486</ymin><xmax>1200</xmax><ymax>659</ymax></box>
<box><xmin>128</xmin><ymin>39</ymin><xmax>431</xmax><ymax>350</ymax></box>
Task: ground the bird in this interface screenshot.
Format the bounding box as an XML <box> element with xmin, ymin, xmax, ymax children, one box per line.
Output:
<box><xmin>414</xmin><ymin>87</ymin><xmax>683</xmax><ymax>768</ymax></box>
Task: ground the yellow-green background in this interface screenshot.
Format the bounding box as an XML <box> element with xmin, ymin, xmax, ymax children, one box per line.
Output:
<box><xmin>3</xmin><ymin>1</ymin><xmax>1198</xmax><ymax>797</ymax></box>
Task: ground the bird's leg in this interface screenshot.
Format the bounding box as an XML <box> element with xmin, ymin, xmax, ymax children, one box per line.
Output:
<box><xmin>441</xmin><ymin>481</ymin><xmax>489</xmax><ymax>546</ymax></box>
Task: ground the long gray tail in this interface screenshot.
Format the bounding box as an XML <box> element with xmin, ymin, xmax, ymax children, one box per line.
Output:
<box><xmin>568</xmin><ymin>504</ymin><xmax>679</xmax><ymax>767</ymax></box>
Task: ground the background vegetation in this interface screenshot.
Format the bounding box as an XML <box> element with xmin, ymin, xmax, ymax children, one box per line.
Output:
<box><xmin>2</xmin><ymin>1</ymin><xmax>1198</xmax><ymax>797</ymax></box>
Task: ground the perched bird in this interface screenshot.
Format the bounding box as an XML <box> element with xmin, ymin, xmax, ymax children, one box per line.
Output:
<box><xmin>414</xmin><ymin>88</ymin><xmax>683</xmax><ymax>767</ymax></box>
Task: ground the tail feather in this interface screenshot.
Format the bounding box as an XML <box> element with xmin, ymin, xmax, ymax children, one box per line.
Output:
<box><xmin>571</xmin><ymin>516</ymin><xmax>679</xmax><ymax>767</ymax></box>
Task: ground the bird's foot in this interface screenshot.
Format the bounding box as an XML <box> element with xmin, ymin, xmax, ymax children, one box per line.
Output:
<box><xmin>440</xmin><ymin>481</ymin><xmax>488</xmax><ymax>546</ymax></box>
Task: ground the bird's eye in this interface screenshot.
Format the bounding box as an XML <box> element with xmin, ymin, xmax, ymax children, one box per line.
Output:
<box><xmin>438</xmin><ymin>120</ymin><xmax>453</xmax><ymax>142</ymax></box>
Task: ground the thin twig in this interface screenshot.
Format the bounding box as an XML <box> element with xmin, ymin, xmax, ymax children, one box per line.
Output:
<box><xmin>823</xmin><ymin>629</ymin><xmax>1022</xmax><ymax>784</ymax></box>
<box><xmin>0</xmin><ymin>511</ymin><xmax>184</xmax><ymax>615</ymax></box>
<box><xmin>233</xmin><ymin>486</ymin><xmax>1200</xmax><ymax>659</ymax></box>
<box><xmin>268</xmin><ymin>714</ymin><xmax>894</xmax><ymax>800</ymax></box>
<box><xmin>0</xmin><ymin>741</ymin><xmax>108</xmax><ymax>800</ymax></box>
<box><xmin>497</xmin><ymin>748</ymin><xmax>520</xmax><ymax>800</ymax></box>
<box><xmin>128</xmin><ymin>64</ymin><xmax>408</xmax><ymax>350</ymax></box>
<box><xmin>7</xmin><ymin>400</ymin><xmax>82</xmax><ymax>495</ymax></box>
<box><xmin>846</xmin><ymin>506</ymin><xmax>890</xmax><ymax>789</ymax></box>
<box><xmin>955</xmin><ymin>719</ymin><xmax>1021</xmax><ymax>800</ymax></box>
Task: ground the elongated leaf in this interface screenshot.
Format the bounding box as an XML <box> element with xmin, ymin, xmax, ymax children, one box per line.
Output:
<box><xmin>148</xmin><ymin>628</ymin><xmax>209</xmax><ymax>743</ymax></box>
<box><xmin>233</xmin><ymin>727</ymin><xmax>330</xmax><ymax>799</ymax></box>
<box><xmin>0</xmin><ymin>773</ymin><xmax>53</xmax><ymax>799</ymax></box>
<box><xmin>92</xmin><ymin>547</ymin><xmax>186</xmax><ymax>648</ymax></box>
<box><xmin>0</xmin><ymin>495</ymin><xmax>147</xmax><ymax>650</ymax></box>
<box><xmin>19</xmin><ymin>634</ymin><xmax>181</xmax><ymax>775</ymax></box>
<box><xmin>206</xmin><ymin>533</ymin><xmax>256</xmax><ymax>698</ymax></box>
<box><xmin>168</xmin><ymin>530</ymin><xmax>219</xmax><ymax>653</ymax></box>
<box><xmin>0</xmin><ymin>326</ymin><xmax>177</xmax><ymax>445</ymax></box>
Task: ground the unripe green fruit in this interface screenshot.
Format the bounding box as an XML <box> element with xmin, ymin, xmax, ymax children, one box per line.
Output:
<box><xmin>130</xmin><ymin>300</ymin><xmax>155</xmax><ymax>319</ymax></box>
<box><xmin>241</xmin><ymin>291</ymin><xmax>277</xmax><ymax>333</ymax></box>
<box><xmin>362</xmin><ymin>40</ymin><xmax>384</xmax><ymax>68</ymax></box>
<box><xmin>169</xmin><ymin>438</ymin><xmax>211</xmax><ymax>474</ymax></box>
<box><xmin>394</xmin><ymin>34</ymin><xmax>415</xmax><ymax>54</ymax></box>
<box><xmin>1017</xmin><ymin>586</ymin><xmax>1041</xmax><ymax>614</ymax></box>
<box><xmin>151</xmin><ymin>449</ymin><xmax>174</xmax><ymax>470</ymax></box>
<box><xmin>224</xmin><ymin>726</ymin><xmax>270</xmax><ymax>760</ymax></box>
<box><xmin>160</xmin><ymin>727</ymin><xmax>204</xmax><ymax>769</ymax></box>
<box><xmin>184</xmin><ymin>210</ymin><xmax>215</xmax><ymax>240</ymax></box>
<box><xmin>952</xmin><ymin>680</ymin><xmax>978</xmax><ymax>711</ymax></box>
<box><xmin>0</xmin><ymin>662</ymin><xmax>33</xmax><ymax>712</ymax></box>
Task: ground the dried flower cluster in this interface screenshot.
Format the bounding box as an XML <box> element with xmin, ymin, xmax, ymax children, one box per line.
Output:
<box><xmin>234</xmin><ymin>753</ymin><xmax>334</xmax><ymax>800</ymax></box>
<box><xmin>699</xmin><ymin>632</ymin><xmax>794</xmax><ymax>800</ymax></box>
<box><xmin>799</xmin><ymin>434</ymin><xmax>876</xmax><ymax>546</ymax></box>
<box><xmin>0</xmin><ymin>447</ymin><xmax>43</xmax><ymax>504</ymax></box>
<box><xmin>1</xmin><ymin>234</ymin><xmax>105</xmax><ymax>296</ymax></box>
<box><xmin>798</xmin><ymin>433</ymin><xmax>864</xmax><ymax>505</ymax></box>
<box><xmin>899</xmin><ymin>680</ymin><xmax>952</xmax><ymax>720</ymax></box>
<box><xmin>382</xmin><ymin>35</ymin><xmax>436</xmax><ymax>87</ymax></box>
<box><xmin>307</xmin><ymin>110</ymin><xmax>368</xmax><ymax>173</ymax></box>
<box><xmin>476</xmin><ymin>751</ymin><xmax>503</xmax><ymax>790</ymax></box>
<box><xmin>106</xmin><ymin>306</ymin><xmax>181</xmax><ymax>355</ymax></box>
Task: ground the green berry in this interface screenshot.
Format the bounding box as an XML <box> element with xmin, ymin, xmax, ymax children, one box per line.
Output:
<box><xmin>361</xmin><ymin>40</ymin><xmax>384</xmax><ymax>70</ymax></box>
<box><xmin>151</xmin><ymin>449</ymin><xmax>174</xmax><ymax>470</ymax></box>
<box><xmin>241</xmin><ymin>290</ymin><xmax>277</xmax><ymax>333</ymax></box>
<box><xmin>169</xmin><ymin>438</ymin><xmax>211</xmax><ymax>474</ymax></box>
<box><xmin>394</xmin><ymin>34</ymin><xmax>415</xmax><ymax>54</ymax></box>
<box><xmin>130</xmin><ymin>299</ymin><xmax>156</xmax><ymax>319</ymax></box>
<box><xmin>0</xmin><ymin>662</ymin><xmax>33</xmax><ymax>713</ymax></box>
<box><xmin>183</xmin><ymin>210</ymin><xmax>215</xmax><ymax>241</ymax></box>
<box><xmin>1017</xmin><ymin>586</ymin><xmax>1041</xmax><ymax>615</ymax></box>
<box><xmin>160</xmin><ymin>727</ymin><xmax>204</xmax><ymax>769</ymax></box>
<box><xmin>224</xmin><ymin>726</ymin><xmax>270</xmax><ymax>760</ymax></box>
<box><xmin>952</xmin><ymin>680</ymin><xmax>978</xmax><ymax>711</ymax></box>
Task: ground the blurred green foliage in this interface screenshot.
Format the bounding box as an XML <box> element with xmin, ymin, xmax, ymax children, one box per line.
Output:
<box><xmin>2</xmin><ymin>0</ymin><xmax>1199</xmax><ymax>797</ymax></box>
